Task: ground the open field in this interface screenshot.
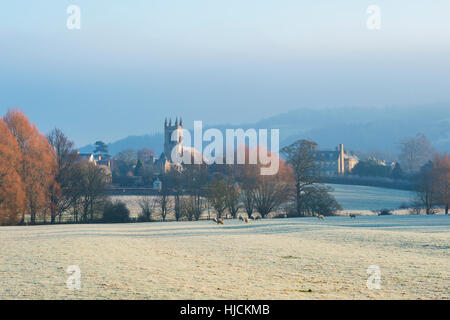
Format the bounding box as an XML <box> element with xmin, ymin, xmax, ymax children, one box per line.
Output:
<box><xmin>0</xmin><ymin>215</ymin><xmax>449</xmax><ymax>299</ymax></box>
<box><xmin>328</xmin><ymin>184</ymin><xmax>413</xmax><ymax>210</ymax></box>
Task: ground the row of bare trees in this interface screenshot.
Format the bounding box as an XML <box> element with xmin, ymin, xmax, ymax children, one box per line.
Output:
<box><xmin>205</xmin><ymin>139</ymin><xmax>342</xmax><ymax>219</ymax></box>
<box><xmin>136</xmin><ymin>165</ymin><xmax>210</xmax><ymax>222</ymax></box>
<box><xmin>47</xmin><ymin>128</ymin><xmax>111</xmax><ymax>223</ymax></box>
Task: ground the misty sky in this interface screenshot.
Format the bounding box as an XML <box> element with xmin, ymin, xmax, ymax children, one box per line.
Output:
<box><xmin>1</xmin><ymin>1</ymin><xmax>449</xmax><ymax>147</ymax></box>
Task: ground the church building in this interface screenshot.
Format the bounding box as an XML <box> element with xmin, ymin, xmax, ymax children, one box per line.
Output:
<box><xmin>155</xmin><ymin>117</ymin><xmax>184</xmax><ymax>173</ymax></box>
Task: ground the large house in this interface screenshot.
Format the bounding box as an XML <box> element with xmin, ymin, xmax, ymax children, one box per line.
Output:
<box><xmin>76</xmin><ymin>152</ymin><xmax>112</xmax><ymax>182</ymax></box>
<box><xmin>77</xmin><ymin>153</ymin><xmax>111</xmax><ymax>168</ymax></box>
<box><xmin>77</xmin><ymin>153</ymin><xmax>95</xmax><ymax>163</ymax></box>
<box><xmin>312</xmin><ymin>144</ymin><xmax>359</xmax><ymax>176</ymax></box>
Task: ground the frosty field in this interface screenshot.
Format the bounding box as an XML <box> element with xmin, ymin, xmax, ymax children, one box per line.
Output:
<box><xmin>0</xmin><ymin>215</ymin><xmax>449</xmax><ymax>300</ymax></box>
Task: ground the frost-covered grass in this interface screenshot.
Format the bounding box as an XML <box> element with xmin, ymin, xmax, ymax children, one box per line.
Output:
<box><xmin>0</xmin><ymin>215</ymin><xmax>448</xmax><ymax>299</ymax></box>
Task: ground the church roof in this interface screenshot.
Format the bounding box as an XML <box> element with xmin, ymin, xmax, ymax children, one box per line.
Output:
<box><xmin>155</xmin><ymin>152</ymin><xmax>169</xmax><ymax>164</ymax></box>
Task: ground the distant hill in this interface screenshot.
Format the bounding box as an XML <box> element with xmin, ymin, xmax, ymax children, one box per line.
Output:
<box><xmin>78</xmin><ymin>134</ymin><xmax>164</xmax><ymax>156</ymax></box>
<box><xmin>264</xmin><ymin>104</ymin><xmax>450</xmax><ymax>153</ymax></box>
<box><xmin>78</xmin><ymin>103</ymin><xmax>450</xmax><ymax>157</ymax></box>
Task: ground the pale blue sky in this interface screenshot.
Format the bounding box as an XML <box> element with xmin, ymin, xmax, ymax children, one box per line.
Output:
<box><xmin>1</xmin><ymin>1</ymin><xmax>449</xmax><ymax>146</ymax></box>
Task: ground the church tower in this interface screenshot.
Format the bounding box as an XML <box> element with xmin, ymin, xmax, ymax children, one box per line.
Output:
<box><xmin>164</xmin><ymin>117</ymin><xmax>183</xmax><ymax>162</ymax></box>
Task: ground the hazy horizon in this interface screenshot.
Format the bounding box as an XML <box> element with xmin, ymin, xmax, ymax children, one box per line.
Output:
<box><xmin>1</xmin><ymin>1</ymin><xmax>449</xmax><ymax>146</ymax></box>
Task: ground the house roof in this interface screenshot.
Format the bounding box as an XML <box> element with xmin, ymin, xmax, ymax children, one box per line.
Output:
<box><xmin>78</xmin><ymin>153</ymin><xmax>94</xmax><ymax>158</ymax></box>
<box><xmin>345</xmin><ymin>153</ymin><xmax>359</xmax><ymax>161</ymax></box>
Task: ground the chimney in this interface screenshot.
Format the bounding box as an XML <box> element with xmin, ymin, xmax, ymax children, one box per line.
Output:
<box><xmin>338</xmin><ymin>144</ymin><xmax>344</xmax><ymax>175</ymax></box>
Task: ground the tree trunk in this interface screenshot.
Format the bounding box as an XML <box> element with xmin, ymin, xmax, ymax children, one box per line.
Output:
<box><xmin>296</xmin><ymin>187</ymin><xmax>301</xmax><ymax>216</ymax></box>
<box><xmin>51</xmin><ymin>206</ymin><xmax>57</xmax><ymax>224</ymax></box>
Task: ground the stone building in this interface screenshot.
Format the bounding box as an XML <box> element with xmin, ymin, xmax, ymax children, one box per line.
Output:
<box><xmin>312</xmin><ymin>144</ymin><xmax>359</xmax><ymax>176</ymax></box>
<box><xmin>155</xmin><ymin>117</ymin><xmax>184</xmax><ymax>173</ymax></box>
<box><xmin>164</xmin><ymin>117</ymin><xmax>183</xmax><ymax>162</ymax></box>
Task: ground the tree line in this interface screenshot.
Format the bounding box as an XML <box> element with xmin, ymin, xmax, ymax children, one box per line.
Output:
<box><xmin>0</xmin><ymin>110</ymin><xmax>343</xmax><ymax>225</ymax></box>
<box><xmin>136</xmin><ymin>140</ymin><xmax>342</xmax><ymax>222</ymax></box>
<box><xmin>3</xmin><ymin>110</ymin><xmax>446</xmax><ymax>226</ymax></box>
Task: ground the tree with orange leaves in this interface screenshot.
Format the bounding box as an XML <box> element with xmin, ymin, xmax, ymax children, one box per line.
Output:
<box><xmin>3</xmin><ymin>110</ymin><xmax>58</xmax><ymax>224</ymax></box>
<box><xmin>0</xmin><ymin>119</ymin><xmax>26</xmax><ymax>225</ymax></box>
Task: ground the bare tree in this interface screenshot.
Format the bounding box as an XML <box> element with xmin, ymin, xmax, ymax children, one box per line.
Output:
<box><xmin>414</xmin><ymin>161</ymin><xmax>436</xmax><ymax>215</ymax></box>
<box><xmin>399</xmin><ymin>134</ymin><xmax>436</xmax><ymax>173</ymax></box>
<box><xmin>241</xmin><ymin>188</ymin><xmax>255</xmax><ymax>219</ymax></box>
<box><xmin>167</xmin><ymin>169</ymin><xmax>184</xmax><ymax>221</ymax></box>
<box><xmin>207</xmin><ymin>178</ymin><xmax>228</xmax><ymax>219</ymax></box>
<box><xmin>180</xmin><ymin>197</ymin><xmax>195</xmax><ymax>221</ymax></box>
<box><xmin>225</xmin><ymin>180</ymin><xmax>241</xmax><ymax>219</ymax></box>
<box><xmin>47</xmin><ymin>128</ymin><xmax>78</xmax><ymax>223</ymax></box>
<box><xmin>138</xmin><ymin>196</ymin><xmax>157</xmax><ymax>222</ymax></box>
<box><xmin>433</xmin><ymin>154</ymin><xmax>450</xmax><ymax>214</ymax></box>
<box><xmin>184</xmin><ymin>164</ymin><xmax>208</xmax><ymax>220</ymax></box>
<box><xmin>156</xmin><ymin>192</ymin><xmax>173</xmax><ymax>222</ymax></box>
<box><xmin>156</xmin><ymin>175</ymin><xmax>173</xmax><ymax>221</ymax></box>
<box><xmin>253</xmin><ymin>175</ymin><xmax>289</xmax><ymax>218</ymax></box>
<box><xmin>281</xmin><ymin>139</ymin><xmax>319</xmax><ymax>216</ymax></box>
<box><xmin>78</xmin><ymin>161</ymin><xmax>109</xmax><ymax>222</ymax></box>
<box><xmin>413</xmin><ymin>154</ymin><xmax>450</xmax><ymax>215</ymax></box>
<box><xmin>237</xmin><ymin>160</ymin><xmax>258</xmax><ymax>219</ymax></box>
<box><xmin>174</xmin><ymin>194</ymin><xmax>184</xmax><ymax>221</ymax></box>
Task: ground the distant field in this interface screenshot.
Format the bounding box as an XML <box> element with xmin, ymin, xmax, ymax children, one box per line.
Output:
<box><xmin>327</xmin><ymin>184</ymin><xmax>414</xmax><ymax>211</ymax></box>
<box><xmin>0</xmin><ymin>215</ymin><xmax>448</xmax><ymax>299</ymax></box>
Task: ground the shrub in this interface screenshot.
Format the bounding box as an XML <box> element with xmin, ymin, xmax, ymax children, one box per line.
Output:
<box><xmin>378</xmin><ymin>209</ymin><xmax>392</xmax><ymax>216</ymax></box>
<box><xmin>136</xmin><ymin>213</ymin><xmax>150</xmax><ymax>222</ymax></box>
<box><xmin>301</xmin><ymin>186</ymin><xmax>342</xmax><ymax>216</ymax></box>
<box><xmin>103</xmin><ymin>201</ymin><xmax>130</xmax><ymax>223</ymax></box>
